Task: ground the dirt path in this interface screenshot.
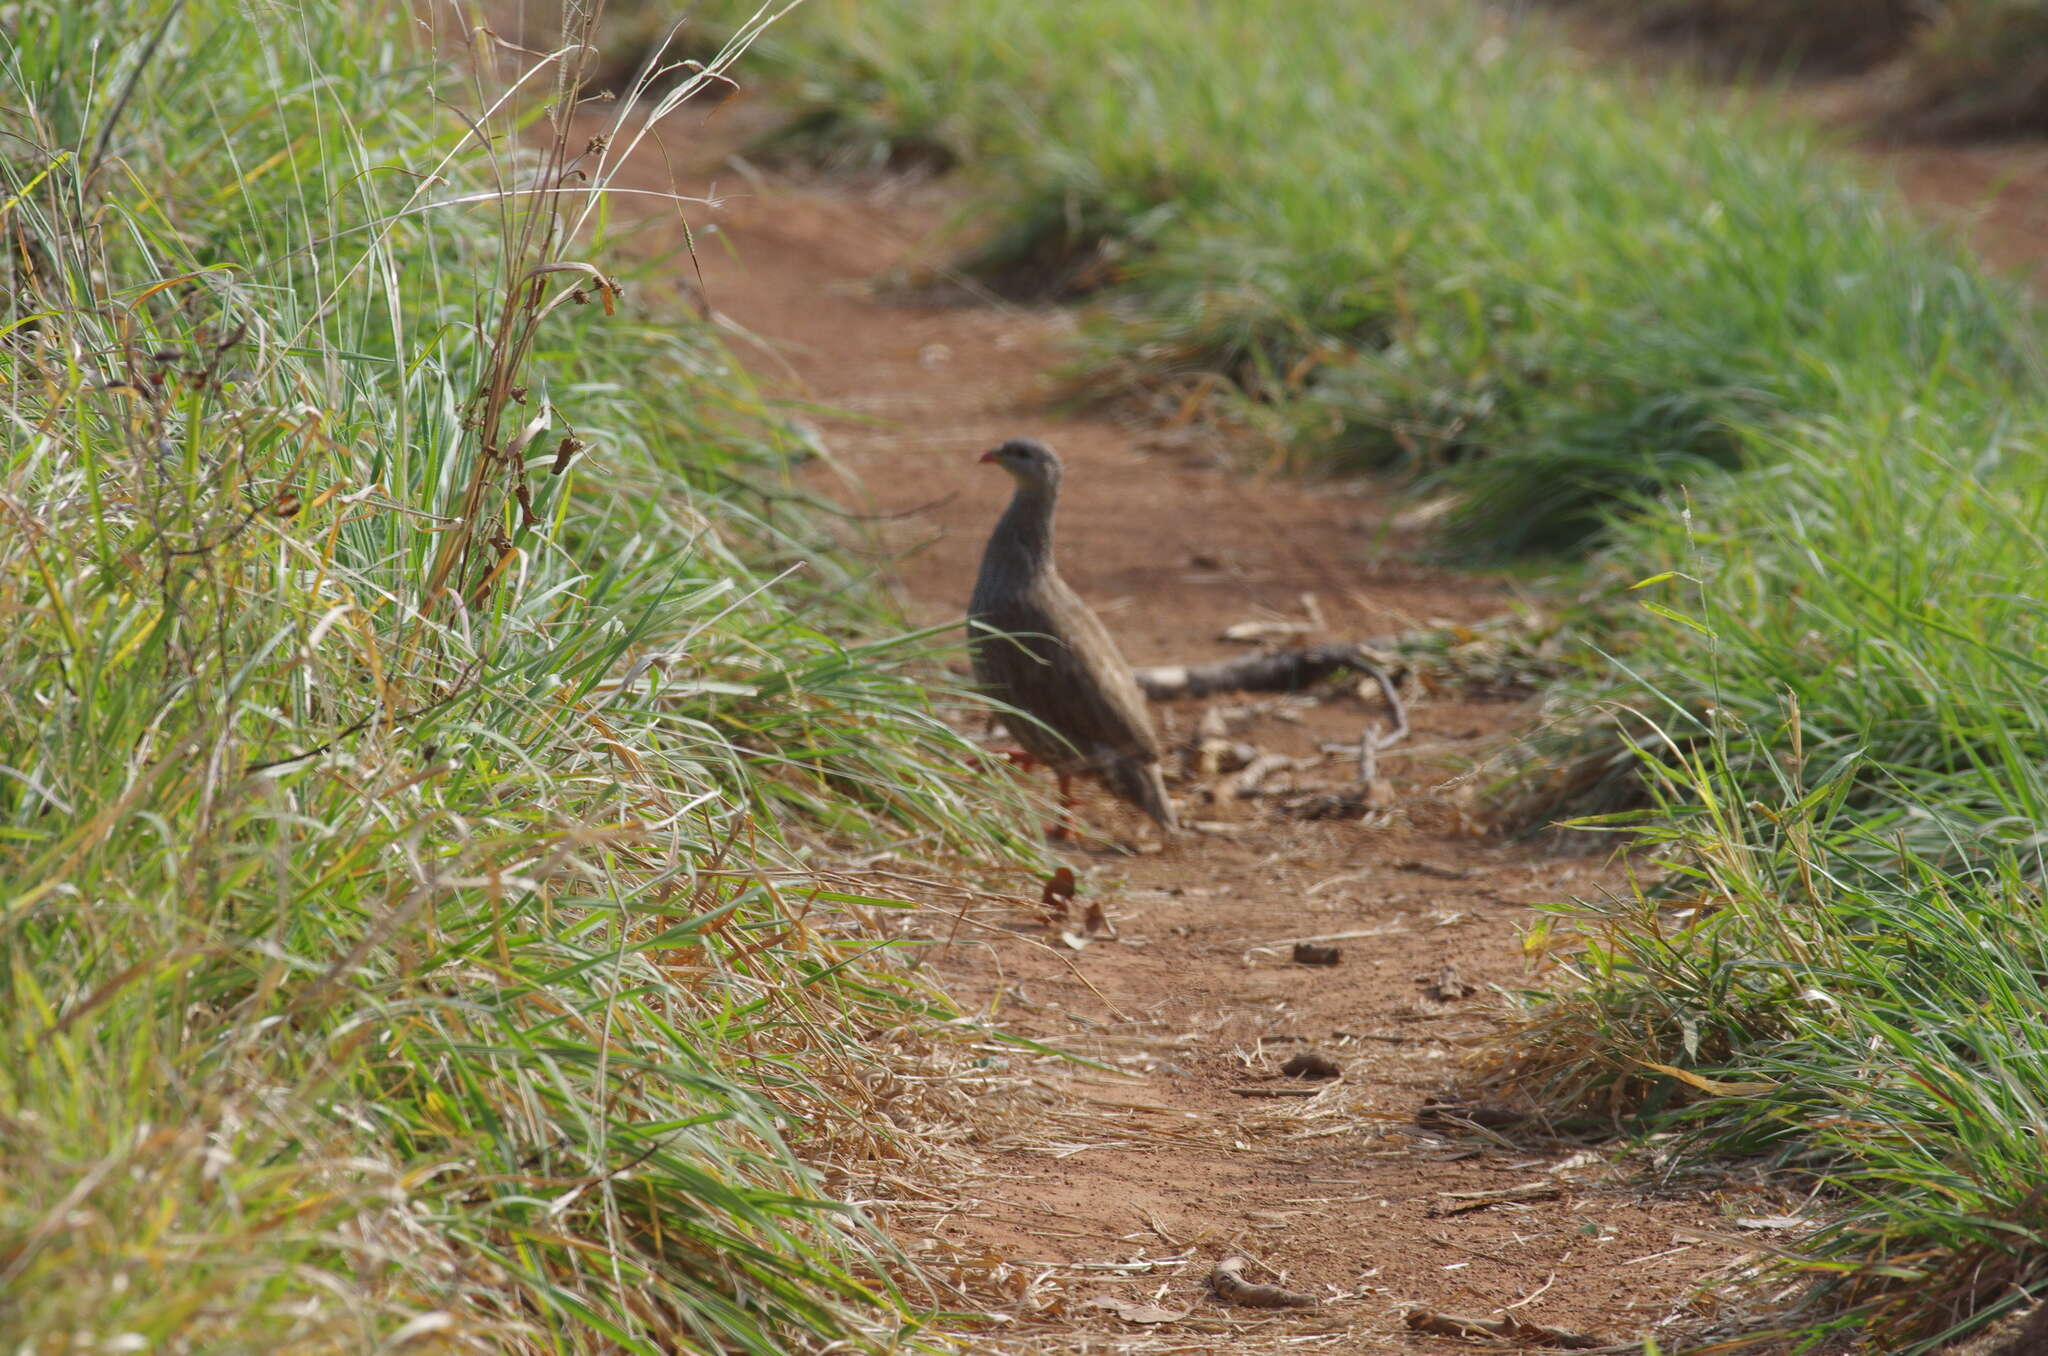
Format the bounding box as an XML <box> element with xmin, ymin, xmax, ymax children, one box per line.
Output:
<box><xmin>597</xmin><ymin>102</ymin><xmax>1755</xmax><ymax>1352</ymax></box>
<box><xmin>578</xmin><ymin>36</ymin><xmax>2048</xmax><ymax>1354</ymax></box>
<box><xmin>1817</xmin><ymin>96</ymin><xmax>2048</xmax><ymax>299</ymax></box>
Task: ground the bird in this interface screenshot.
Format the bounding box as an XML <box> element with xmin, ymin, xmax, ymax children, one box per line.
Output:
<box><xmin>968</xmin><ymin>437</ymin><xmax>1178</xmax><ymax>835</ymax></box>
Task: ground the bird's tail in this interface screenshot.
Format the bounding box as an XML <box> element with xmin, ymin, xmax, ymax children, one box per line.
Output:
<box><xmin>1106</xmin><ymin>756</ymin><xmax>1179</xmax><ymax>833</ymax></box>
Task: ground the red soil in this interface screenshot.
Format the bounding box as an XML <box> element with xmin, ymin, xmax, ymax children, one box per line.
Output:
<box><xmin>591</xmin><ymin>98</ymin><xmax>1764</xmax><ymax>1352</ymax></box>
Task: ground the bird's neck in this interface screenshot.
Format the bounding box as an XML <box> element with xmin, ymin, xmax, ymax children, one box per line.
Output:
<box><xmin>992</xmin><ymin>482</ymin><xmax>1056</xmax><ymax>574</ymax></box>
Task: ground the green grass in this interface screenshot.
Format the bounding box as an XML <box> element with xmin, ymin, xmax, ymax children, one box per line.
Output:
<box><xmin>738</xmin><ymin>0</ymin><xmax>2048</xmax><ymax>1348</ymax></box>
<box><xmin>0</xmin><ymin>1</ymin><xmax>1035</xmax><ymax>1349</ymax></box>
<box><xmin>751</xmin><ymin>0</ymin><xmax>2040</xmax><ymax>555</ymax></box>
<box><xmin>1480</xmin><ymin>405</ymin><xmax>2048</xmax><ymax>1350</ymax></box>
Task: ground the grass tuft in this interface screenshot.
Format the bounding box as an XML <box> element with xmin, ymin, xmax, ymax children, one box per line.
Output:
<box><xmin>0</xmin><ymin>1</ymin><xmax>1034</xmax><ymax>1348</ymax></box>
<box><xmin>1481</xmin><ymin>404</ymin><xmax>2048</xmax><ymax>1347</ymax></box>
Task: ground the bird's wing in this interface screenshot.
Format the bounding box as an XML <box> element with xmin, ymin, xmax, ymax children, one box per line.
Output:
<box><xmin>971</xmin><ymin>575</ymin><xmax>1162</xmax><ymax>767</ymax></box>
<box><xmin>969</xmin><ymin>595</ymin><xmax>1077</xmax><ymax>765</ymax></box>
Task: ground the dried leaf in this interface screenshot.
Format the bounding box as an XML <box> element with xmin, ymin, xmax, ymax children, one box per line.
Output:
<box><xmin>1245</xmin><ymin>1210</ymin><xmax>1306</xmax><ymax>1229</ymax></box>
<box><xmin>1082</xmin><ymin>1295</ymin><xmax>1193</xmax><ymax>1324</ymax></box>
<box><xmin>1423</xmin><ymin>961</ymin><xmax>1476</xmax><ymax>1001</ymax></box>
<box><xmin>1041</xmin><ymin>866</ymin><xmax>1077</xmax><ymax>922</ymax></box>
<box><xmin>1637</xmin><ymin>1060</ymin><xmax>1779</xmax><ymax>1098</ymax></box>
<box><xmin>1081</xmin><ymin>898</ymin><xmax>1116</xmax><ymax>939</ymax></box>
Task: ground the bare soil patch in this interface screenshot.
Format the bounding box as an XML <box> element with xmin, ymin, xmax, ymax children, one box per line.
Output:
<box><xmin>596</xmin><ymin>99</ymin><xmax>1763</xmax><ymax>1352</ymax></box>
<box><xmin>1856</xmin><ymin>133</ymin><xmax>2048</xmax><ymax>292</ymax></box>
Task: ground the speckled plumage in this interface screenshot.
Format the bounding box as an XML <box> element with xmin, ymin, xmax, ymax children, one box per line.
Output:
<box><xmin>968</xmin><ymin>439</ymin><xmax>1177</xmax><ymax>832</ymax></box>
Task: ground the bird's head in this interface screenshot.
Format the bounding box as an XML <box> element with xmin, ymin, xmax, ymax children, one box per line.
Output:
<box><xmin>979</xmin><ymin>437</ymin><xmax>1063</xmax><ymax>494</ymax></box>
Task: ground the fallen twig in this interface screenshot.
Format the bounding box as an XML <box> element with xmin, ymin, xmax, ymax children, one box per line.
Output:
<box><xmin>1209</xmin><ymin>1256</ymin><xmax>1318</xmax><ymax>1309</ymax></box>
<box><xmin>1228</xmin><ymin>750</ymin><xmax>1296</xmax><ymax>799</ymax></box>
<box><xmin>1403</xmin><ymin>1307</ymin><xmax>1604</xmax><ymax>1349</ymax></box>
<box><xmin>1246</xmin><ymin>920</ymin><xmax>1410</xmax><ymax>955</ymax></box>
<box><xmin>1397</xmin><ymin>857</ymin><xmax>1481</xmax><ymax>881</ymax></box>
<box><xmin>1133</xmin><ymin>639</ymin><xmax>1408</xmax><ymax>757</ymax></box>
<box><xmin>1431</xmin><ymin>1181</ymin><xmax>1563</xmax><ymax>1216</ymax></box>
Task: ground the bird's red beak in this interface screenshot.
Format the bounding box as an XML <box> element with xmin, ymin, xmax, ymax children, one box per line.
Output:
<box><xmin>978</xmin><ymin>448</ymin><xmax>999</xmax><ymax>463</ymax></box>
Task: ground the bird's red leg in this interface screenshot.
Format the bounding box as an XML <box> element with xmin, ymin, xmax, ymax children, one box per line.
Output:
<box><xmin>1047</xmin><ymin>772</ymin><xmax>1079</xmax><ymax>841</ymax></box>
<box><xmin>973</xmin><ymin>748</ymin><xmax>1079</xmax><ymax>839</ymax></box>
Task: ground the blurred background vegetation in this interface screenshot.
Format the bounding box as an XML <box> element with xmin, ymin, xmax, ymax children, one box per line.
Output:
<box><xmin>1561</xmin><ymin>0</ymin><xmax>2048</xmax><ymax>137</ymax></box>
